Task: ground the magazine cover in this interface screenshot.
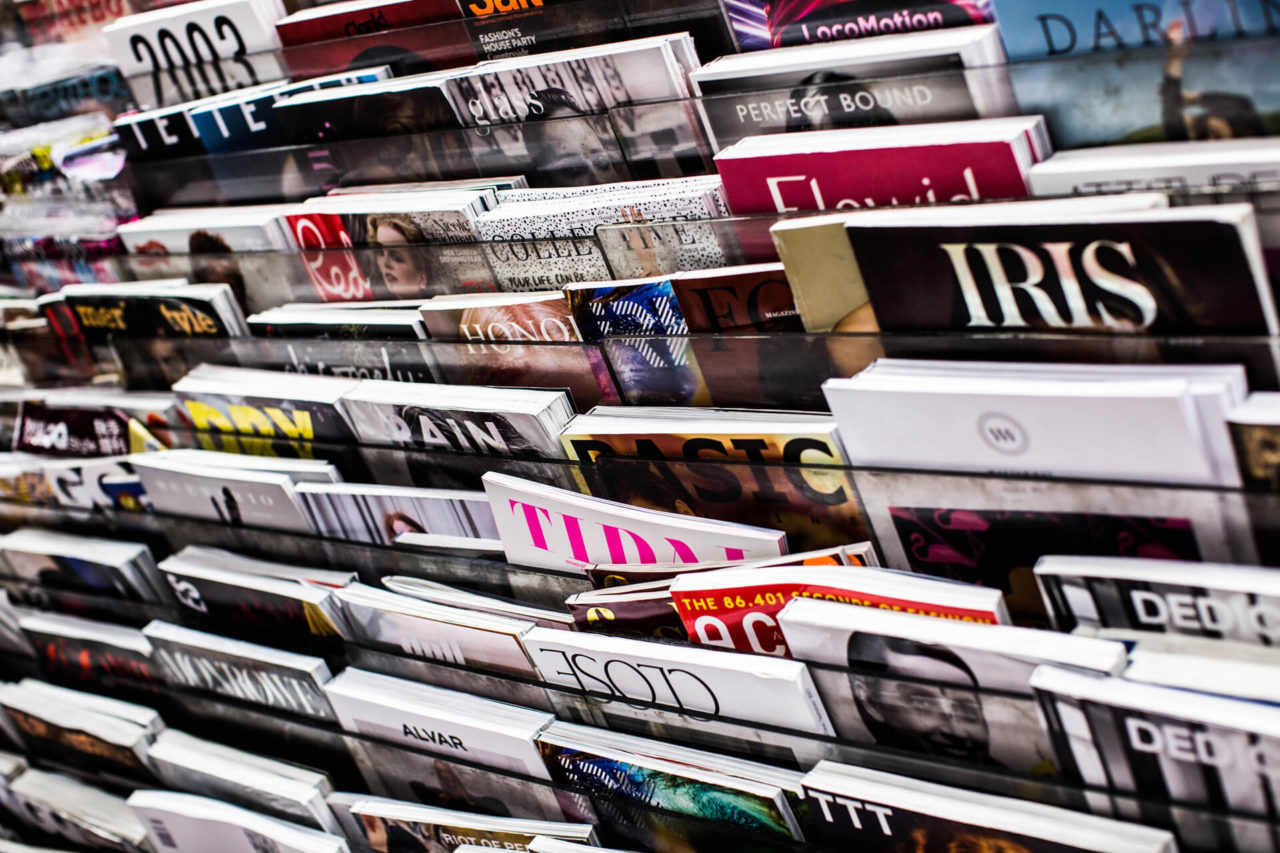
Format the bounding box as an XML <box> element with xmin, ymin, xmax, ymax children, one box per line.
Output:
<box><xmin>674</xmin><ymin>265</ymin><xmax>804</xmax><ymax>334</ymax></box>
<box><xmin>1012</xmin><ymin>34</ymin><xmax>1280</xmax><ymax>149</ymax></box>
<box><xmin>830</xmin><ymin>634</ymin><xmax>1054</xmax><ymax>773</ymax></box>
<box><xmin>566</xmin><ymin>279</ymin><xmax>708</xmax><ymax>406</ymax></box>
<box><xmin>671</xmin><ymin>564</ymin><xmax>1009</xmax><ymax>657</ymax></box>
<box><xmin>418</xmin><ymin>293</ymin><xmax>584</xmax><ymax>342</ymax></box>
<box><xmin>282</xmin><ymin>211</ymin><xmax>376</xmax><ymax>303</ymax></box>
<box><xmin>277</xmin><ymin>0</ymin><xmax>460</xmax><ymax>46</ymax></box>
<box><xmin>574</xmin><ymin>455</ymin><xmax>868</xmax><ymax>553</ymax></box>
<box><xmin>1034</xmin><ymin>555</ymin><xmax>1280</xmax><ymax>642</ymax></box>
<box><xmin>561</xmin><ymin>425</ymin><xmax>845</xmax><ymax>465</ymax></box>
<box><xmin>16</xmin><ymin>0</ymin><xmax>135</xmax><ymax>44</ymax></box>
<box><xmin>425</xmin><ymin>340</ymin><xmax>621</xmax><ymax>413</ymax></box>
<box><xmin>131</xmin><ymin>459</ymin><xmax>317</xmax><ymax>534</ymax></box>
<box><xmin>1033</xmin><ymin>665</ymin><xmax>1280</xmax><ymax>823</ymax></box>
<box><xmin>280</xmin><ymin>19</ymin><xmax>477</xmax><ymax>79</ymax></box>
<box><xmin>852</xmin><ymin>215</ymin><xmax>1276</xmax><ymax>335</ymax></box>
<box><xmin>336</xmin><ymin>585</ymin><xmax>538</xmax><ymax>678</ymax></box>
<box><xmin>538</xmin><ymin>740</ymin><xmax>797</xmax><ymax>839</ymax></box>
<box><xmin>42</xmin><ymin>458</ymin><xmax>141</xmax><ymax>512</ymax></box>
<box><xmin>346</xmin><ymin>738</ymin><xmax>578</xmax><ymax>824</ymax></box>
<box><xmin>802</xmin><ymin>761</ymin><xmax>1175</xmax><ymax>851</ymax></box>
<box><xmin>521</xmin><ymin>626</ymin><xmax>835</xmax><ymax>735</ymax></box>
<box><xmin>8</xmin><ymin>767</ymin><xmax>150</xmax><ymax>851</ymax></box>
<box><xmin>345</xmin><ymin>403</ymin><xmax>563</xmax><ymax>457</ymax></box>
<box><xmin>10</xmin><ymin>65</ymin><xmax>137</xmax><ymax>126</ymax></box>
<box><xmin>147</xmin><ymin>730</ymin><xmax>337</xmax><ymax>831</ymax></box>
<box><xmin>567</xmin><ymin>589</ymin><xmax>687</xmax><ymax>640</ymax></box>
<box><xmin>230</xmin><ymin>338</ymin><xmax>438</xmax><ymax>385</ymax></box>
<box><xmin>177</xmin><ymin>390</ymin><xmax>356</xmax><ymax>445</ymax></box>
<box><xmin>723</xmin><ymin>0</ymin><xmax>990</xmax><ymax>50</ymax></box>
<box><xmin>483</xmin><ymin>472</ymin><xmax>789</xmax><ymax>572</ymax></box>
<box><xmin>354</xmin><ymin>814</ymin><xmax>539</xmax><ymax>853</ymax></box>
<box><xmin>446</xmin><ymin>40</ymin><xmax>692</xmax><ymax>181</ymax></box>
<box><xmin>144</xmin><ymin>621</ymin><xmax>337</xmax><ymax>722</ymax></box>
<box><xmin>191</xmin><ymin>68</ymin><xmax>393</xmax><ymax>155</ymax></box>
<box><xmin>696</xmin><ymin>55</ymin><xmax>983</xmax><ymax>150</ymax></box>
<box><xmin>104</xmin><ymin>0</ymin><xmax>286</xmax><ymax>80</ymax></box>
<box><xmin>347</xmin><ymin>800</ymin><xmax>596</xmax><ymax>852</ymax></box>
<box><xmin>992</xmin><ymin>0</ymin><xmax>1280</xmax><ymax>60</ymax></box>
<box><xmin>716</xmin><ymin>121</ymin><xmax>1042</xmax><ymax>215</ymax></box>
<box><xmin>160</xmin><ymin>564</ymin><xmax>345</xmax><ymax>639</ymax></box>
<box><xmin>853</xmin><ymin>469</ymin><xmax>1257</xmax><ymax>626</ymax></box>
<box><xmin>128</xmin><ymin>790</ymin><xmax>350</xmax><ymax>853</ymax></box>
<box><xmin>0</xmin><ymin>703</ymin><xmax>153</xmax><ymax>783</ymax></box>
<box><xmin>458</xmin><ymin>0</ymin><xmax>641</xmax><ymax>62</ymax></box>
<box><xmin>16</xmin><ymin>400</ymin><xmax>178</xmax><ymax>462</ymax></box>
<box><xmin>20</xmin><ymin>619</ymin><xmax>157</xmax><ymax>685</ymax></box>
<box><xmin>300</xmin><ymin>484</ymin><xmax>499</xmax><ymax>545</ymax></box>
<box><xmin>60</xmin><ymin>286</ymin><xmax>246</xmax><ymax>341</ymax></box>
<box><xmin>0</xmin><ymin>546</ymin><xmax>151</xmax><ymax>603</ymax></box>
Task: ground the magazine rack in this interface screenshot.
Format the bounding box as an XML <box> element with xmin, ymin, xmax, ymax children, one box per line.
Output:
<box><xmin>595</xmin><ymin>181</ymin><xmax>1280</xmax><ymax>277</ymax></box>
<box><xmin>0</xmin><ymin>497</ymin><xmax>592</xmax><ymax>608</ymax></box>
<box><xmin>0</xmin><ymin>610</ymin><xmax>1269</xmax><ymax>853</ymax></box>
<box><xmin>120</xmin><ymin>32</ymin><xmax>1280</xmax><ymax>208</ymax></box>
<box><xmin>113</xmin><ymin>240</ymin><xmax>613</xmax><ymax>310</ymax></box>
<box><xmin>4</xmin><ymin>425</ymin><xmax>1279</xmax><ymax>600</ymax></box>
<box><xmin>613</xmin><ymin>33</ymin><xmax>1280</xmax><ymax>157</ymax></box>
<box><xmin>0</xmin><ymin>661</ymin><xmax>819</xmax><ymax>852</ymax></box>
<box><xmin>103</xmin><ymin>334</ymin><xmax>621</xmax><ymax>410</ymax></box>
<box><xmin>120</xmin><ymin>0</ymin><xmax>732</xmax><ymax>111</ymax></box>
<box><xmin>120</xmin><ymin>109</ymin><xmax>695</xmax><ymax>210</ymax></box>
<box><xmin>1</xmin><ymin>442</ymin><xmax>1277</xmax><ymax>851</ymax></box>
<box><xmin>92</xmin><ymin>328</ymin><xmax>1280</xmax><ymax>412</ymax></box>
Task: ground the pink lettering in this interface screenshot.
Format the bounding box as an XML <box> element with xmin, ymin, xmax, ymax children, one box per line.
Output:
<box><xmin>603</xmin><ymin>524</ymin><xmax>658</xmax><ymax>564</ymax></box>
<box><xmin>509</xmin><ymin>499</ymin><xmax>554</xmax><ymax>551</ymax></box>
<box><xmin>560</xmin><ymin>512</ymin><xmax>590</xmax><ymax>563</ymax></box>
<box><xmin>667</xmin><ymin>538</ymin><xmax>698</xmax><ymax>562</ymax></box>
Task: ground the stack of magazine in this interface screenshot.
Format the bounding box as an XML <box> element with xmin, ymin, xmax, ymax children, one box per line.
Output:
<box><xmin>7</xmin><ymin>0</ymin><xmax>1280</xmax><ymax>850</ymax></box>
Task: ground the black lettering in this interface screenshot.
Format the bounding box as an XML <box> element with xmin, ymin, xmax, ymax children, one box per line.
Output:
<box><xmin>731</xmin><ymin>439</ymin><xmax>788</xmax><ymax>503</ymax></box>
<box><xmin>681</xmin><ymin>437</ymin><xmax>729</xmax><ymax>460</ymax></box>
<box><xmin>568</xmin><ymin>439</ymin><xmax>614</xmax><ymax>462</ymax></box>
<box><xmin>568</xmin><ymin>652</ymin><xmax>614</xmax><ymax>695</ymax></box>
<box><xmin>688</xmin><ymin>285</ymin><xmax>741</xmax><ymax>333</ymax></box>
<box><xmin>1092</xmin><ymin>9</ymin><xmax>1128</xmax><ymax>50</ymax></box>
<box><xmin>1037</xmin><ymin>13</ymin><xmax>1077</xmax><ymax>53</ymax></box>
<box><xmin>1132</xmin><ymin>3</ymin><xmax>1167</xmax><ymax>44</ymax></box>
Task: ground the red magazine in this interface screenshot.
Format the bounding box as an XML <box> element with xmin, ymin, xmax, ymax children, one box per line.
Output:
<box><xmin>671</xmin><ymin>562</ymin><xmax>1009</xmax><ymax>657</ymax></box>
<box><xmin>717</xmin><ymin>142</ymin><xmax>1033</xmax><ymax>216</ymax></box>
<box><xmin>283</xmin><ymin>213</ymin><xmax>374</xmax><ymax>302</ymax></box>
<box><xmin>714</xmin><ymin>118</ymin><xmax>1049</xmax><ymax>216</ymax></box>
<box><xmin>280</xmin><ymin>18</ymin><xmax>477</xmax><ymax>79</ymax></box>
<box><xmin>276</xmin><ymin>0</ymin><xmax>462</xmax><ymax>46</ymax></box>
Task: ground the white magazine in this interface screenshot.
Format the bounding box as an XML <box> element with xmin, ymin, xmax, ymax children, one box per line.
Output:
<box><xmin>127</xmin><ymin>790</ymin><xmax>349</xmax><ymax>853</ymax></box>
<box><xmin>324</xmin><ymin>668</ymin><xmax>554</xmax><ymax>778</ymax></box>
<box><xmin>521</xmin><ymin>626</ymin><xmax>834</xmax><ymax>735</ymax></box>
<box><xmin>482</xmin><ymin>472</ymin><xmax>787</xmax><ymax>573</ymax></box>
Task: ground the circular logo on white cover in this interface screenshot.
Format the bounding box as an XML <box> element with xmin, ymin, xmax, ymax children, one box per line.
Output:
<box><xmin>978</xmin><ymin>413</ymin><xmax>1028</xmax><ymax>456</ymax></box>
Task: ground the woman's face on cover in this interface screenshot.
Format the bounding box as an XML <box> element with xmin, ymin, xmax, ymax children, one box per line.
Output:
<box><xmin>375</xmin><ymin>224</ymin><xmax>427</xmax><ymax>297</ymax></box>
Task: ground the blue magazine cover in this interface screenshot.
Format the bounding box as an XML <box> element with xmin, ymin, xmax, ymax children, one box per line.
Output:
<box><xmin>1012</xmin><ymin>34</ymin><xmax>1280</xmax><ymax>147</ymax></box>
<box><xmin>565</xmin><ymin>279</ymin><xmax>710</xmax><ymax>405</ymax></box>
<box><xmin>993</xmin><ymin>0</ymin><xmax>1280</xmax><ymax>60</ymax></box>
